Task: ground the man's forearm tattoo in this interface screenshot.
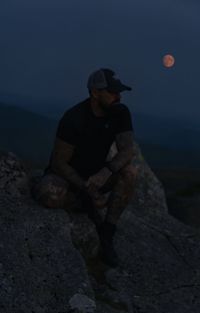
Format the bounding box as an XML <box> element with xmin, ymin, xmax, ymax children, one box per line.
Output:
<box><xmin>51</xmin><ymin>138</ymin><xmax>85</xmax><ymax>190</ymax></box>
<box><xmin>53</xmin><ymin>162</ymin><xmax>85</xmax><ymax>190</ymax></box>
<box><xmin>107</xmin><ymin>131</ymin><xmax>135</xmax><ymax>173</ymax></box>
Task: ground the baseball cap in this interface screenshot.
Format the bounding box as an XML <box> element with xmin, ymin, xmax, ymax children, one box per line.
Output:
<box><xmin>87</xmin><ymin>68</ymin><xmax>132</xmax><ymax>93</ymax></box>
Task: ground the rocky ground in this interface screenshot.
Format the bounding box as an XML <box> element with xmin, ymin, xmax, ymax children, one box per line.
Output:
<box><xmin>154</xmin><ymin>168</ymin><xmax>200</xmax><ymax>228</ymax></box>
<box><xmin>0</xmin><ymin>147</ymin><xmax>200</xmax><ymax>313</ymax></box>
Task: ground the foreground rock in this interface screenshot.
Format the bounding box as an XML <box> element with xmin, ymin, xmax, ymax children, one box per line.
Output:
<box><xmin>0</xmin><ymin>148</ymin><xmax>200</xmax><ymax>312</ymax></box>
<box><xmin>0</xmin><ymin>151</ymin><xmax>95</xmax><ymax>313</ymax></box>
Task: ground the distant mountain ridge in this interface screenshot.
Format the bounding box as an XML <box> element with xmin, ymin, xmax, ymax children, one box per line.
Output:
<box><xmin>1</xmin><ymin>96</ymin><xmax>200</xmax><ymax>150</ymax></box>
<box><xmin>0</xmin><ymin>102</ymin><xmax>200</xmax><ymax>169</ymax></box>
<box><xmin>0</xmin><ymin>103</ymin><xmax>57</xmax><ymax>167</ymax></box>
<box><xmin>133</xmin><ymin>112</ymin><xmax>200</xmax><ymax>151</ymax></box>
<box><xmin>1</xmin><ymin>93</ymin><xmax>200</xmax><ymax>130</ymax></box>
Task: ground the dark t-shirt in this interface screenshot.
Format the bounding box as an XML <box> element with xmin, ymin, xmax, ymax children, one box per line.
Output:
<box><xmin>55</xmin><ymin>98</ymin><xmax>134</xmax><ymax>178</ymax></box>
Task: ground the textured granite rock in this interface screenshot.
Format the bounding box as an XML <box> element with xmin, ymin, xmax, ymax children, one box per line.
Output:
<box><xmin>100</xmin><ymin>144</ymin><xmax>200</xmax><ymax>313</ymax></box>
<box><xmin>0</xmin><ymin>151</ymin><xmax>95</xmax><ymax>313</ymax></box>
<box><xmin>0</xmin><ymin>150</ymin><xmax>30</xmax><ymax>198</ymax></box>
<box><xmin>0</xmin><ymin>146</ymin><xmax>200</xmax><ymax>313</ymax></box>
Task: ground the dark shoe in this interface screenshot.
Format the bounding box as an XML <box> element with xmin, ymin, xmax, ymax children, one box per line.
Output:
<box><xmin>98</xmin><ymin>221</ymin><xmax>119</xmax><ymax>268</ymax></box>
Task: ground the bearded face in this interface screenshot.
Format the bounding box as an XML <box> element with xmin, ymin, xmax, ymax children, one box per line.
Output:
<box><xmin>97</xmin><ymin>90</ymin><xmax>121</xmax><ymax>111</ymax></box>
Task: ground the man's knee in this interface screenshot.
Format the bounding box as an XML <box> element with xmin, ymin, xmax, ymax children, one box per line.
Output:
<box><xmin>118</xmin><ymin>163</ymin><xmax>138</xmax><ymax>183</ymax></box>
<box><xmin>32</xmin><ymin>174</ymin><xmax>69</xmax><ymax>209</ymax></box>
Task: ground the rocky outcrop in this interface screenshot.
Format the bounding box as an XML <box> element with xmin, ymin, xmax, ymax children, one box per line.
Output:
<box><xmin>0</xmin><ymin>151</ymin><xmax>95</xmax><ymax>313</ymax></box>
<box><xmin>0</xmin><ymin>147</ymin><xmax>200</xmax><ymax>313</ymax></box>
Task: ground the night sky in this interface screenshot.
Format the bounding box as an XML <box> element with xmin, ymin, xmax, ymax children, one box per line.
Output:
<box><xmin>0</xmin><ymin>0</ymin><xmax>200</xmax><ymax>123</ymax></box>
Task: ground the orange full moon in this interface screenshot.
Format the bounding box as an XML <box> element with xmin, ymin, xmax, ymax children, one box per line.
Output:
<box><xmin>163</xmin><ymin>54</ymin><xmax>175</xmax><ymax>68</ymax></box>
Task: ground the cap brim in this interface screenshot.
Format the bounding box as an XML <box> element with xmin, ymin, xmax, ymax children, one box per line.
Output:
<box><xmin>107</xmin><ymin>84</ymin><xmax>132</xmax><ymax>93</ymax></box>
<box><xmin>121</xmin><ymin>84</ymin><xmax>132</xmax><ymax>91</ymax></box>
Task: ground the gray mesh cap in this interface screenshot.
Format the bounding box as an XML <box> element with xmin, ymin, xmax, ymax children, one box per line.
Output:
<box><xmin>87</xmin><ymin>68</ymin><xmax>132</xmax><ymax>93</ymax></box>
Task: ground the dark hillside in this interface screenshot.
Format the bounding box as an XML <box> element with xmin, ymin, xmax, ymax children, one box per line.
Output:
<box><xmin>0</xmin><ymin>103</ymin><xmax>57</xmax><ymax>167</ymax></box>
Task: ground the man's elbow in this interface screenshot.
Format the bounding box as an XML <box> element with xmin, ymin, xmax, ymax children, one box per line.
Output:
<box><xmin>126</xmin><ymin>147</ymin><xmax>136</xmax><ymax>161</ymax></box>
<box><xmin>50</xmin><ymin>157</ymin><xmax>65</xmax><ymax>175</ymax></box>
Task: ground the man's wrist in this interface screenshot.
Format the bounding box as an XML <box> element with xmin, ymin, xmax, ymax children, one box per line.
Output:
<box><xmin>103</xmin><ymin>165</ymin><xmax>113</xmax><ymax>177</ymax></box>
<box><xmin>105</xmin><ymin>162</ymin><xmax>114</xmax><ymax>174</ymax></box>
<box><xmin>80</xmin><ymin>181</ymin><xmax>88</xmax><ymax>192</ymax></box>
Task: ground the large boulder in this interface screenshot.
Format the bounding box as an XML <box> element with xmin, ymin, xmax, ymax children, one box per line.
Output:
<box><xmin>0</xmin><ymin>146</ymin><xmax>200</xmax><ymax>313</ymax></box>
<box><xmin>0</xmin><ymin>151</ymin><xmax>96</xmax><ymax>313</ymax></box>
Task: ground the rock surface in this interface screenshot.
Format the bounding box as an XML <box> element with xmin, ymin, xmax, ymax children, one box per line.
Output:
<box><xmin>0</xmin><ymin>147</ymin><xmax>200</xmax><ymax>313</ymax></box>
<box><xmin>0</xmin><ymin>152</ymin><xmax>95</xmax><ymax>313</ymax></box>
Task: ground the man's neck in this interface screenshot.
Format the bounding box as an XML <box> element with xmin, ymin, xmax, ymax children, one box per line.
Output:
<box><xmin>90</xmin><ymin>97</ymin><xmax>106</xmax><ymax>117</ymax></box>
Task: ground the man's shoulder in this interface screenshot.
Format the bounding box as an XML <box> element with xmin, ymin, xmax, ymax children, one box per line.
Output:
<box><xmin>115</xmin><ymin>103</ymin><xmax>130</xmax><ymax>111</ymax></box>
<box><xmin>56</xmin><ymin>98</ymin><xmax>90</xmax><ymax>143</ymax></box>
<box><xmin>60</xmin><ymin>98</ymin><xmax>90</xmax><ymax>121</ymax></box>
<box><xmin>109</xmin><ymin>103</ymin><xmax>131</xmax><ymax>116</ymax></box>
<box><xmin>109</xmin><ymin>103</ymin><xmax>133</xmax><ymax>132</ymax></box>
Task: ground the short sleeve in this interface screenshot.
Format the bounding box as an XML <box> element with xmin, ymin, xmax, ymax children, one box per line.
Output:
<box><xmin>56</xmin><ymin>112</ymin><xmax>78</xmax><ymax>145</ymax></box>
<box><xmin>116</xmin><ymin>104</ymin><xmax>134</xmax><ymax>134</ymax></box>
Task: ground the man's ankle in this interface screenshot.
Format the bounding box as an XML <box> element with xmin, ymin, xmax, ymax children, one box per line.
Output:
<box><xmin>98</xmin><ymin>221</ymin><xmax>119</xmax><ymax>267</ymax></box>
<box><xmin>102</xmin><ymin>220</ymin><xmax>117</xmax><ymax>232</ymax></box>
<box><xmin>98</xmin><ymin>220</ymin><xmax>117</xmax><ymax>243</ymax></box>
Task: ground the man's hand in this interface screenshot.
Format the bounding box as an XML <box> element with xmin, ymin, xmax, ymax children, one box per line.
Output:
<box><xmin>84</xmin><ymin>187</ymin><xmax>109</xmax><ymax>209</ymax></box>
<box><xmin>91</xmin><ymin>192</ymin><xmax>109</xmax><ymax>209</ymax></box>
<box><xmin>83</xmin><ymin>167</ymin><xmax>112</xmax><ymax>209</ymax></box>
<box><xmin>85</xmin><ymin>167</ymin><xmax>112</xmax><ymax>193</ymax></box>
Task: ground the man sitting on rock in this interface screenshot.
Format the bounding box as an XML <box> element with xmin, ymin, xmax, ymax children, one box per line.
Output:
<box><xmin>33</xmin><ymin>68</ymin><xmax>138</xmax><ymax>267</ymax></box>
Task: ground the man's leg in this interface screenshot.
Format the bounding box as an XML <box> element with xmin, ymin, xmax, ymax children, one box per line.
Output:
<box><xmin>79</xmin><ymin>190</ymin><xmax>103</xmax><ymax>227</ymax></box>
<box><xmin>103</xmin><ymin>141</ymin><xmax>138</xmax><ymax>224</ymax></box>
<box><xmin>104</xmin><ymin>163</ymin><xmax>138</xmax><ymax>224</ymax></box>
<box><xmin>97</xmin><ymin>162</ymin><xmax>138</xmax><ymax>267</ymax></box>
<box><xmin>32</xmin><ymin>173</ymin><xmax>80</xmax><ymax>210</ymax></box>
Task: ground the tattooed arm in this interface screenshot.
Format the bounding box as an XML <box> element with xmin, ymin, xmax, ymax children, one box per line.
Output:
<box><xmin>106</xmin><ymin>131</ymin><xmax>135</xmax><ymax>173</ymax></box>
<box><xmin>86</xmin><ymin>131</ymin><xmax>135</xmax><ymax>191</ymax></box>
<box><xmin>50</xmin><ymin>137</ymin><xmax>86</xmax><ymax>190</ymax></box>
<box><xmin>50</xmin><ymin>137</ymin><xmax>106</xmax><ymax>203</ymax></box>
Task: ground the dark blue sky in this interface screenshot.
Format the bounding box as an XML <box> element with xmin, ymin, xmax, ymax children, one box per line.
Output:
<box><xmin>0</xmin><ymin>0</ymin><xmax>200</xmax><ymax>123</ymax></box>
